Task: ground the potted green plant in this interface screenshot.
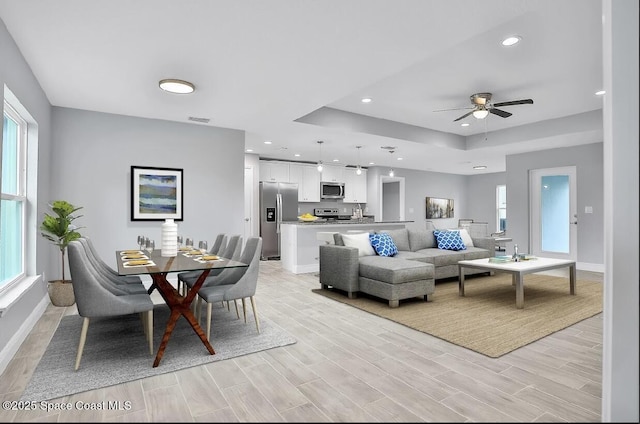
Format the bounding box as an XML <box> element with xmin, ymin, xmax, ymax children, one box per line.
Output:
<box><xmin>40</xmin><ymin>200</ymin><xmax>84</xmax><ymax>306</ymax></box>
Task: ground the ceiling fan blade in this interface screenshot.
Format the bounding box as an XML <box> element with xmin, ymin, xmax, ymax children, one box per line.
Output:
<box><xmin>453</xmin><ymin>111</ymin><xmax>474</xmax><ymax>122</ymax></box>
<box><xmin>492</xmin><ymin>99</ymin><xmax>534</xmax><ymax>107</ymax></box>
<box><xmin>433</xmin><ymin>106</ymin><xmax>473</xmax><ymax>112</ymax></box>
<box><xmin>489</xmin><ymin>108</ymin><xmax>512</xmax><ymax>118</ymax></box>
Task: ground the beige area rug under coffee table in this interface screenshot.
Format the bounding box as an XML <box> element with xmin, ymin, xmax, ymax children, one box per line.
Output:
<box><xmin>313</xmin><ymin>273</ymin><xmax>602</xmax><ymax>358</ymax></box>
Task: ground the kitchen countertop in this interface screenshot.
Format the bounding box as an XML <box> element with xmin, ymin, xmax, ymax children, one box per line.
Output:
<box><xmin>280</xmin><ymin>220</ymin><xmax>412</xmax><ymax>274</ymax></box>
<box><xmin>282</xmin><ymin>220</ymin><xmax>413</xmax><ymax>225</ymax></box>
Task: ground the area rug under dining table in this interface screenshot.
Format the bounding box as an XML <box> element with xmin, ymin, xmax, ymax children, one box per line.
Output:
<box><xmin>313</xmin><ymin>273</ymin><xmax>602</xmax><ymax>358</ymax></box>
<box><xmin>20</xmin><ymin>303</ymin><xmax>296</xmax><ymax>402</ymax></box>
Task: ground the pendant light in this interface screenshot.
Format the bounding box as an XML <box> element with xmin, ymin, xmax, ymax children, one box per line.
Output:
<box><xmin>316</xmin><ymin>140</ymin><xmax>324</xmax><ymax>172</ymax></box>
<box><xmin>388</xmin><ymin>149</ymin><xmax>395</xmax><ymax>177</ymax></box>
<box><xmin>355</xmin><ymin>145</ymin><xmax>362</xmax><ymax>175</ymax></box>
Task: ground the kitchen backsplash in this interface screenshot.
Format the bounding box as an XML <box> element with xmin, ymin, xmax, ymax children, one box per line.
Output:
<box><xmin>298</xmin><ymin>201</ymin><xmax>369</xmax><ymax>216</ymax></box>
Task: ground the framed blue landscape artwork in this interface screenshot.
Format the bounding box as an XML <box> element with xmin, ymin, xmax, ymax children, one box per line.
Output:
<box><xmin>131</xmin><ymin>166</ymin><xmax>183</xmax><ymax>221</ymax></box>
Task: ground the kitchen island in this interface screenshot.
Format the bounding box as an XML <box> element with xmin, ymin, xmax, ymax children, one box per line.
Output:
<box><xmin>280</xmin><ymin>220</ymin><xmax>412</xmax><ymax>274</ymax></box>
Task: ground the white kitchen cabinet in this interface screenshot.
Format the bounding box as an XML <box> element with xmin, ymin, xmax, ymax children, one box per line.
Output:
<box><xmin>289</xmin><ymin>163</ymin><xmax>320</xmax><ymax>202</ymax></box>
<box><xmin>343</xmin><ymin>168</ymin><xmax>367</xmax><ymax>203</ymax></box>
<box><xmin>259</xmin><ymin>161</ymin><xmax>289</xmax><ymax>182</ymax></box>
<box><xmin>321</xmin><ymin>165</ymin><xmax>344</xmax><ymax>182</ymax></box>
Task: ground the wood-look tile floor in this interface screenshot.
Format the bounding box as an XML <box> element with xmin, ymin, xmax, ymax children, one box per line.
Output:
<box><xmin>0</xmin><ymin>262</ymin><xmax>603</xmax><ymax>422</ymax></box>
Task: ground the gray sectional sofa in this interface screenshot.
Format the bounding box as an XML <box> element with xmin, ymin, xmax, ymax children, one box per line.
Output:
<box><xmin>318</xmin><ymin>223</ymin><xmax>495</xmax><ymax>307</ymax></box>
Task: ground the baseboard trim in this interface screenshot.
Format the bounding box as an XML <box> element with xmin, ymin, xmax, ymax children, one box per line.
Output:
<box><xmin>294</xmin><ymin>264</ymin><xmax>319</xmax><ymax>274</ymax></box>
<box><xmin>577</xmin><ymin>262</ymin><xmax>605</xmax><ymax>273</ymax></box>
<box><xmin>0</xmin><ymin>295</ymin><xmax>49</xmax><ymax>376</ymax></box>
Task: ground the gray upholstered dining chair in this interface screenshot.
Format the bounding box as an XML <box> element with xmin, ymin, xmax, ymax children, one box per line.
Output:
<box><xmin>177</xmin><ymin>234</ymin><xmax>243</xmax><ymax>296</ymax></box>
<box><xmin>176</xmin><ymin>233</ymin><xmax>228</xmax><ymax>295</ymax></box>
<box><xmin>209</xmin><ymin>233</ymin><xmax>228</xmax><ymax>256</ymax></box>
<box><xmin>195</xmin><ymin>237</ymin><xmax>262</xmax><ymax>341</ymax></box>
<box><xmin>81</xmin><ymin>237</ymin><xmax>143</xmax><ymax>285</ymax></box>
<box><xmin>78</xmin><ymin>238</ymin><xmax>147</xmax><ymax>295</ymax></box>
<box><xmin>67</xmin><ymin>240</ymin><xmax>155</xmax><ymax>370</ymax></box>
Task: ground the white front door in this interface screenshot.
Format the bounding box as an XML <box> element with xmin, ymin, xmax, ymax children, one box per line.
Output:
<box><xmin>529</xmin><ymin>166</ymin><xmax>577</xmax><ymax>261</ymax></box>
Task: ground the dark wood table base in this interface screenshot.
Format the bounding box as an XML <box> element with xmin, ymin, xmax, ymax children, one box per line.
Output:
<box><xmin>148</xmin><ymin>269</ymin><xmax>213</xmax><ymax>367</ymax></box>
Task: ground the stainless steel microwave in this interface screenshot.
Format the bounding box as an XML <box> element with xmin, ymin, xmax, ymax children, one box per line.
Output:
<box><xmin>320</xmin><ymin>181</ymin><xmax>345</xmax><ymax>199</ymax></box>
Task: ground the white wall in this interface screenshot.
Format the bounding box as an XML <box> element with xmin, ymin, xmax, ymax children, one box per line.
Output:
<box><xmin>50</xmin><ymin>107</ymin><xmax>246</xmax><ymax>279</ymax></box>
<box><xmin>244</xmin><ymin>152</ymin><xmax>260</xmax><ymax>237</ymax></box>
<box><xmin>386</xmin><ymin>167</ymin><xmax>468</xmax><ymax>230</ymax></box>
<box><xmin>601</xmin><ymin>0</ymin><xmax>639</xmax><ymax>420</ymax></box>
<box><xmin>465</xmin><ymin>172</ymin><xmax>507</xmax><ymax>231</ymax></box>
<box><xmin>506</xmin><ymin>143</ymin><xmax>604</xmax><ymax>268</ymax></box>
<box><xmin>0</xmin><ymin>18</ymin><xmax>52</xmax><ymax>371</ymax></box>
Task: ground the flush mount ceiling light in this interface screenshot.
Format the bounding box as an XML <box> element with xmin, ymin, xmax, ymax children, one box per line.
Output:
<box><xmin>361</xmin><ymin>97</ymin><xmax>372</xmax><ymax>103</ymax></box>
<box><xmin>473</xmin><ymin>165</ymin><xmax>487</xmax><ymax>170</ymax></box>
<box><xmin>595</xmin><ymin>90</ymin><xmax>606</xmax><ymax>96</ymax></box>
<box><xmin>501</xmin><ymin>35</ymin><xmax>521</xmax><ymax>46</ymax></box>
<box><xmin>159</xmin><ymin>79</ymin><xmax>195</xmax><ymax>94</ymax></box>
<box><xmin>316</xmin><ymin>140</ymin><xmax>324</xmax><ymax>172</ymax></box>
<box><xmin>461</xmin><ymin>123</ymin><xmax>470</xmax><ymax>127</ymax></box>
<box><xmin>472</xmin><ymin>107</ymin><xmax>489</xmax><ymax>119</ymax></box>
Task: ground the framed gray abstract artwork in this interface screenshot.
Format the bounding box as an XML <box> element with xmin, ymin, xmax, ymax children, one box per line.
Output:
<box><xmin>426</xmin><ymin>197</ymin><xmax>454</xmax><ymax>219</ymax></box>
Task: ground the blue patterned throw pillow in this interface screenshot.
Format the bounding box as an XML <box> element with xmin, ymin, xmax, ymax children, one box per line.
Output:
<box><xmin>369</xmin><ymin>233</ymin><xmax>398</xmax><ymax>257</ymax></box>
<box><xmin>433</xmin><ymin>230</ymin><xmax>467</xmax><ymax>251</ymax></box>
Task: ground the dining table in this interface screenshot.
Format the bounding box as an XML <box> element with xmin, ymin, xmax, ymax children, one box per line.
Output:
<box><xmin>116</xmin><ymin>248</ymin><xmax>248</xmax><ymax>367</ymax></box>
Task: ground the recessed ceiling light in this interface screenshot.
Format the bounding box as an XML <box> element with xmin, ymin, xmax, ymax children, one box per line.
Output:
<box><xmin>245</xmin><ymin>149</ymin><xmax>253</xmax><ymax>152</ymax></box>
<box><xmin>159</xmin><ymin>79</ymin><xmax>195</xmax><ymax>94</ymax></box>
<box><xmin>473</xmin><ymin>165</ymin><xmax>487</xmax><ymax>170</ymax></box>
<box><xmin>595</xmin><ymin>90</ymin><xmax>606</xmax><ymax>96</ymax></box>
<box><xmin>332</xmin><ymin>159</ymin><xmax>340</xmax><ymax>162</ymax></box>
<box><xmin>294</xmin><ymin>153</ymin><xmax>300</xmax><ymax>157</ymax></box>
<box><xmin>501</xmin><ymin>36</ymin><xmax>521</xmax><ymax>46</ymax></box>
<box><xmin>369</xmin><ymin>162</ymin><xmax>375</xmax><ymax>165</ymax></box>
<box><xmin>397</xmin><ymin>157</ymin><xmax>403</xmax><ymax>161</ymax></box>
<box><xmin>264</xmin><ymin>140</ymin><xmax>272</xmax><ymax>144</ymax></box>
<box><xmin>461</xmin><ymin>123</ymin><xmax>470</xmax><ymax>127</ymax></box>
<box><xmin>361</xmin><ymin>97</ymin><xmax>372</xmax><ymax>103</ymax></box>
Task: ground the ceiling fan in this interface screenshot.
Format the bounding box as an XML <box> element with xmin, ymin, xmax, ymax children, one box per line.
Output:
<box><xmin>435</xmin><ymin>92</ymin><xmax>534</xmax><ymax>122</ymax></box>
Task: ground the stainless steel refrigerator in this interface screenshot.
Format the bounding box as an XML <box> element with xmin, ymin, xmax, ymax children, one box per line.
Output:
<box><xmin>259</xmin><ymin>181</ymin><xmax>299</xmax><ymax>260</ymax></box>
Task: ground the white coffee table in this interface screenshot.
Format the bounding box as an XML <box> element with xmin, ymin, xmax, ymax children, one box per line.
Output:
<box><xmin>457</xmin><ymin>257</ymin><xmax>576</xmax><ymax>309</ymax></box>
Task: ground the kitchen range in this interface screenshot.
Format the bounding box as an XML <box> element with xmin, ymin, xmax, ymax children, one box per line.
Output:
<box><xmin>313</xmin><ymin>208</ymin><xmax>352</xmax><ymax>222</ymax></box>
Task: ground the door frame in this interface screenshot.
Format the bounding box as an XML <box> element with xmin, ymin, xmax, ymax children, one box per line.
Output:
<box><xmin>529</xmin><ymin>166</ymin><xmax>577</xmax><ymax>261</ymax></box>
<box><xmin>379</xmin><ymin>176</ymin><xmax>405</xmax><ymax>221</ymax></box>
<box><xmin>244</xmin><ymin>166</ymin><xmax>255</xmax><ymax>243</ymax></box>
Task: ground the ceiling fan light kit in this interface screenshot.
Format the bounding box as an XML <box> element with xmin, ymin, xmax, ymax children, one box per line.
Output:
<box><xmin>472</xmin><ymin>108</ymin><xmax>489</xmax><ymax>119</ymax></box>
